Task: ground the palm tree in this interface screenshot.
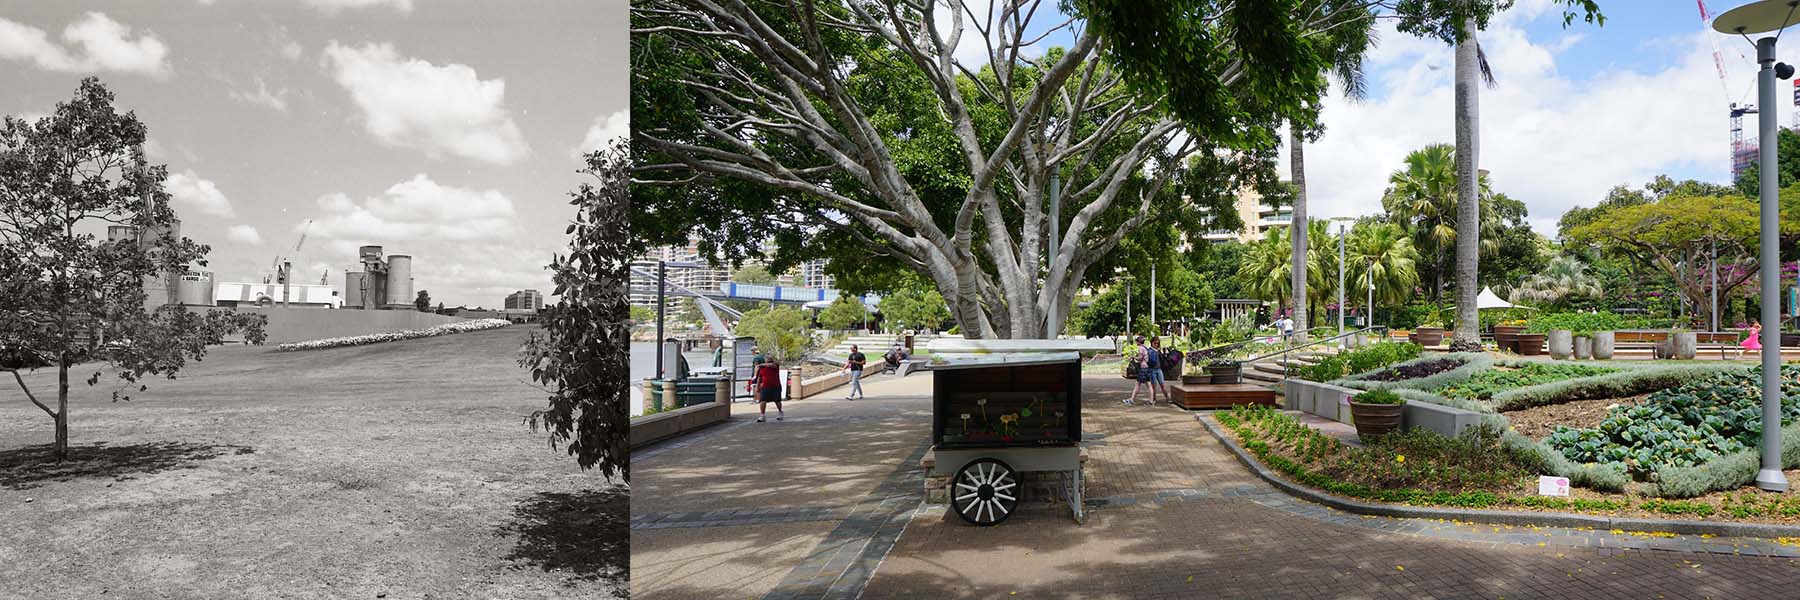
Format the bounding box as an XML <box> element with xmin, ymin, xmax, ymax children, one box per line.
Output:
<box><xmin>1347</xmin><ymin>222</ymin><xmax>1422</xmax><ymax>311</ymax></box>
<box><xmin>1451</xmin><ymin>13</ymin><xmax>1492</xmax><ymax>350</ymax></box>
<box><xmin>1240</xmin><ymin>227</ymin><xmax>1293</xmax><ymax>316</ymax></box>
<box><xmin>1288</xmin><ymin>8</ymin><xmax>1376</xmax><ymax>342</ymax></box>
<box><xmin>1381</xmin><ymin>144</ymin><xmax>1496</xmax><ymax>306</ymax></box>
<box><xmin>1304</xmin><ymin>219</ymin><xmax>1340</xmax><ymax>323</ymax></box>
<box><xmin>1509</xmin><ymin>255</ymin><xmax>1601</xmax><ymax>310</ymax></box>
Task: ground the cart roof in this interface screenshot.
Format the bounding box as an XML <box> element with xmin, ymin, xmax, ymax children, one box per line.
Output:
<box><xmin>927</xmin><ymin>351</ymin><xmax>1081</xmax><ymax>370</ymax></box>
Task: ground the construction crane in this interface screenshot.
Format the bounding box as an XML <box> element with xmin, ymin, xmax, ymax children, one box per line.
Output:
<box><xmin>1701</xmin><ymin>0</ymin><xmax>1761</xmax><ymax>178</ymax></box>
<box><xmin>266</xmin><ymin>219</ymin><xmax>313</xmax><ymax>305</ymax></box>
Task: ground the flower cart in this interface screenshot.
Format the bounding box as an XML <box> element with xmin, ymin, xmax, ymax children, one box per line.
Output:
<box><xmin>926</xmin><ymin>351</ymin><xmax>1085</xmax><ymax>526</ymax></box>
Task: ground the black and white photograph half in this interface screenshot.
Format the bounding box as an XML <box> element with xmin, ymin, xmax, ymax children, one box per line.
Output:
<box><xmin>0</xmin><ymin>1</ymin><xmax>630</xmax><ymax>598</ymax></box>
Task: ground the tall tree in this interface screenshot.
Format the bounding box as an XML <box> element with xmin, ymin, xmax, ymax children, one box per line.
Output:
<box><xmin>1450</xmin><ymin>11</ymin><xmax>1486</xmax><ymax>350</ymax></box>
<box><xmin>1</xmin><ymin>79</ymin><xmax>268</xmax><ymax>460</ymax></box>
<box><xmin>1382</xmin><ymin>144</ymin><xmax>1497</xmax><ymax>303</ymax></box>
<box><xmin>414</xmin><ymin>290</ymin><xmax>432</xmax><ymax>312</ymax></box>
<box><xmin>1510</xmin><ymin>255</ymin><xmax>1602</xmax><ymax>310</ymax></box>
<box><xmin>634</xmin><ymin>1</ymin><xmax>1375</xmax><ymax>339</ymax></box>
<box><xmin>521</xmin><ymin>138</ymin><xmax>629</xmax><ymax>479</ymax></box>
<box><xmin>1345</xmin><ymin>221</ymin><xmax>1422</xmax><ymax>309</ymax></box>
<box><xmin>1564</xmin><ymin>194</ymin><xmax>1768</xmax><ymax>330</ymax></box>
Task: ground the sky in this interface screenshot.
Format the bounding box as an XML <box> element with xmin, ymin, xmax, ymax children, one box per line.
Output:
<box><xmin>0</xmin><ymin>0</ymin><xmax>629</xmax><ymax>308</ymax></box>
<box><xmin>1281</xmin><ymin>0</ymin><xmax>1782</xmax><ymax>235</ymax></box>
<box><xmin>927</xmin><ymin>0</ymin><xmax>1792</xmax><ymax>238</ymax></box>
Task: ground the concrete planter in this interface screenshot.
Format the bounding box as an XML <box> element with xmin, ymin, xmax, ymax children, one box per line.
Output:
<box><xmin>1547</xmin><ymin>330</ymin><xmax>1573</xmax><ymax>360</ymax></box>
<box><xmin>1592</xmin><ymin>331</ymin><xmax>1615</xmax><ymax>360</ymax></box>
<box><xmin>1572</xmin><ymin>336</ymin><xmax>1593</xmax><ymax>360</ymax></box>
<box><xmin>1672</xmin><ymin>331</ymin><xmax>1698</xmax><ymax>360</ymax></box>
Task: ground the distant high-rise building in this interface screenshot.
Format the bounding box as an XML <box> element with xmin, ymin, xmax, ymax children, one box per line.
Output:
<box><xmin>1197</xmin><ymin>187</ymin><xmax>1293</xmax><ymax>245</ymax></box>
<box><xmin>628</xmin><ymin>238</ymin><xmax>731</xmax><ymax>308</ymax></box>
<box><xmin>798</xmin><ymin>259</ymin><xmax>833</xmax><ymax>289</ymax></box>
<box><xmin>505</xmin><ymin>289</ymin><xmax>544</xmax><ymax>311</ymax></box>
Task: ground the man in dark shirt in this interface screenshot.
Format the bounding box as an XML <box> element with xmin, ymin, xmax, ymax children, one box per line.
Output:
<box><xmin>845</xmin><ymin>344</ymin><xmax>867</xmax><ymax>400</ymax></box>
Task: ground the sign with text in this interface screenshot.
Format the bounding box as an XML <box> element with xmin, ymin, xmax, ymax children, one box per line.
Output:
<box><xmin>1537</xmin><ymin>475</ymin><xmax>1571</xmax><ymax>497</ymax></box>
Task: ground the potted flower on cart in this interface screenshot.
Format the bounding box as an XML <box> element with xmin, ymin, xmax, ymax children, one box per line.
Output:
<box><xmin>1349</xmin><ymin>387</ymin><xmax>1406</xmax><ymax>442</ymax></box>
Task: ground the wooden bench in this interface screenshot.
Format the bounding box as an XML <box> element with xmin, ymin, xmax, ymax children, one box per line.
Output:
<box><xmin>1168</xmin><ymin>382</ymin><xmax>1279</xmax><ymax>410</ymax></box>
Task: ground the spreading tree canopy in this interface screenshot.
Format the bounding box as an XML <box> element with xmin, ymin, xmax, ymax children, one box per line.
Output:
<box><xmin>1</xmin><ymin>78</ymin><xmax>267</xmax><ymax>460</ymax></box>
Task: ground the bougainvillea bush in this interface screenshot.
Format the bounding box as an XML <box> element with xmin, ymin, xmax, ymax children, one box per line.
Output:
<box><xmin>1546</xmin><ymin>365</ymin><xmax>1800</xmax><ymax>479</ymax></box>
<box><xmin>277</xmin><ymin>319</ymin><xmax>512</xmax><ymax>351</ymax></box>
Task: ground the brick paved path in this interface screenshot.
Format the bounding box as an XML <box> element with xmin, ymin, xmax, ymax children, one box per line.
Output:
<box><xmin>633</xmin><ymin>372</ymin><xmax>1800</xmax><ymax>599</ymax></box>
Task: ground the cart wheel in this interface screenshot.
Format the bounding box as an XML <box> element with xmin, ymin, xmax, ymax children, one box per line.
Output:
<box><xmin>952</xmin><ymin>458</ymin><xmax>1019</xmax><ymax>526</ymax></box>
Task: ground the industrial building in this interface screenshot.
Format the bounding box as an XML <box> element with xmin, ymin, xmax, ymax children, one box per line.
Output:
<box><xmin>506</xmin><ymin>289</ymin><xmax>544</xmax><ymax>311</ymax></box>
<box><xmin>343</xmin><ymin>245</ymin><xmax>417</xmax><ymax>310</ymax></box>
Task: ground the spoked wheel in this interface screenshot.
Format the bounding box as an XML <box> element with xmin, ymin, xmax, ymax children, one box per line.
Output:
<box><xmin>952</xmin><ymin>458</ymin><xmax>1019</xmax><ymax>526</ymax></box>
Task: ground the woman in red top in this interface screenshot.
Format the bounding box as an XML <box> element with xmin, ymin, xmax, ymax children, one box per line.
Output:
<box><xmin>752</xmin><ymin>357</ymin><xmax>784</xmax><ymax>422</ymax></box>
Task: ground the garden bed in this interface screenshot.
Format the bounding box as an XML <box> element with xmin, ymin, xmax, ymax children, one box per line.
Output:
<box><xmin>1215</xmin><ymin>405</ymin><xmax>1800</xmax><ymax>527</ymax></box>
<box><xmin>1360</xmin><ymin>357</ymin><xmax>1467</xmax><ymax>382</ymax></box>
<box><xmin>1502</xmin><ymin>394</ymin><xmax>1649</xmax><ymax>441</ymax></box>
<box><xmin>1435</xmin><ymin>363</ymin><xmax>1619</xmax><ymax>402</ymax></box>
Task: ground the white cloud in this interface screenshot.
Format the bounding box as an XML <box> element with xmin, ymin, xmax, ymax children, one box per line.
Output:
<box><xmin>302</xmin><ymin>0</ymin><xmax>413</xmax><ymax>15</ymax></box>
<box><xmin>226</xmin><ymin>224</ymin><xmax>263</xmax><ymax>246</ymax></box>
<box><xmin>0</xmin><ymin>13</ymin><xmax>170</xmax><ymax>78</ymax></box>
<box><xmin>309</xmin><ymin>173</ymin><xmax>518</xmax><ymax>242</ymax></box>
<box><xmin>164</xmin><ymin>169</ymin><xmax>234</xmax><ymax>218</ymax></box>
<box><xmin>322</xmin><ymin>41</ymin><xmax>530</xmax><ymax>164</ymax></box>
<box><xmin>229</xmin><ymin>77</ymin><xmax>290</xmax><ymax>113</ymax></box>
<box><xmin>281</xmin><ymin>41</ymin><xmax>303</xmax><ymax>61</ymax></box>
<box><xmin>575</xmin><ymin>110</ymin><xmax>629</xmax><ymax>157</ymax></box>
<box><xmin>1280</xmin><ymin>16</ymin><xmax>1731</xmax><ymax>238</ymax></box>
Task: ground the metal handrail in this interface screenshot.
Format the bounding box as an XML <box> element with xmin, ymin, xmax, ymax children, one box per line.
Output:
<box><xmin>1234</xmin><ymin>326</ymin><xmax>1392</xmax><ymax>387</ymax></box>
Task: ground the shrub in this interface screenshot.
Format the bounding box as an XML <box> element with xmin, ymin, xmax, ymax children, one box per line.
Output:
<box><xmin>1525</xmin><ymin>311</ymin><xmax>1643</xmax><ymax>335</ymax></box>
<box><xmin>1353</xmin><ymin>388</ymin><xmax>1404</xmax><ymax>405</ymax></box>
<box><xmin>1294</xmin><ymin>341</ymin><xmax>1420</xmax><ymax>382</ymax></box>
<box><xmin>1489</xmin><ymin>364</ymin><xmax>1742</xmax><ymax>412</ymax></box>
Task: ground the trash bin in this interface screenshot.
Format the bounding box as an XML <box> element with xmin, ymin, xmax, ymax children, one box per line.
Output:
<box><xmin>676</xmin><ymin>378</ymin><xmax>722</xmax><ymax>407</ymax></box>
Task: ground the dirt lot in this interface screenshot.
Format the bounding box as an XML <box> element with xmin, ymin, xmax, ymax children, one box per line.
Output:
<box><xmin>0</xmin><ymin>325</ymin><xmax>624</xmax><ymax>599</ymax></box>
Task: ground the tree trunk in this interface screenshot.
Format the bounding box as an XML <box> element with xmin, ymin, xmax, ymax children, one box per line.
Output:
<box><xmin>1289</xmin><ymin>124</ymin><xmax>1309</xmax><ymax>341</ymax></box>
<box><xmin>1451</xmin><ymin>14</ymin><xmax>1482</xmax><ymax>348</ymax></box>
<box><xmin>55</xmin><ymin>361</ymin><xmax>69</xmax><ymax>461</ymax></box>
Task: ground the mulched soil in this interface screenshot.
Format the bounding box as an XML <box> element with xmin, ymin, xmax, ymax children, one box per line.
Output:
<box><xmin>1501</xmin><ymin>394</ymin><xmax>1650</xmax><ymax>441</ymax></box>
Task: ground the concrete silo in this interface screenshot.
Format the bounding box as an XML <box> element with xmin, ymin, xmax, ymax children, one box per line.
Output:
<box><xmin>344</xmin><ymin>271</ymin><xmax>367</xmax><ymax>309</ymax></box>
<box><xmin>176</xmin><ymin>270</ymin><xmax>215</xmax><ymax>306</ymax></box>
<box><xmin>384</xmin><ymin>255</ymin><xmax>413</xmax><ymax>308</ymax></box>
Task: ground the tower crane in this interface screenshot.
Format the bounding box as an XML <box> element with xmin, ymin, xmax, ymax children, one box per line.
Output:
<box><xmin>1701</xmin><ymin>0</ymin><xmax>1760</xmax><ymax>178</ymax></box>
<box><xmin>268</xmin><ymin>219</ymin><xmax>313</xmax><ymax>305</ymax></box>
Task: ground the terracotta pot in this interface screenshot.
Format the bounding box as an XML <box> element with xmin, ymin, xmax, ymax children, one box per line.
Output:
<box><xmin>1492</xmin><ymin>325</ymin><xmax>1523</xmax><ymax>352</ymax></box>
<box><xmin>1515</xmin><ymin>333</ymin><xmax>1546</xmax><ymax>355</ymax></box>
<box><xmin>1208</xmin><ymin>364</ymin><xmax>1243</xmax><ymax>384</ymax></box>
<box><xmin>1413</xmin><ymin>327</ymin><xmax>1444</xmax><ymax>346</ymax></box>
<box><xmin>1350</xmin><ymin>401</ymin><xmax>1405</xmax><ymax>442</ymax></box>
<box><xmin>1783</xmin><ymin>332</ymin><xmax>1800</xmax><ymax>348</ymax></box>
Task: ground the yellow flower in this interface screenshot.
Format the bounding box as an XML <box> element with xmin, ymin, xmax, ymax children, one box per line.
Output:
<box><xmin>1396</xmin><ymin>455</ymin><xmax>1406</xmax><ymax>463</ymax></box>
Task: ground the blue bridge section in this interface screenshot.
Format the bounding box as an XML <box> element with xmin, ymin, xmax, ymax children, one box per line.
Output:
<box><xmin>632</xmin><ymin>281</ymin><xmax>878</xmax><ymax>306</ymax></box>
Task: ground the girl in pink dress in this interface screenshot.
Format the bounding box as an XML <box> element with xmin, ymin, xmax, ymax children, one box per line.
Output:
<box><xmin>1741</xmin><ymin>320</ymin><xmax>1763</xmax><ymax>359</ymax></box>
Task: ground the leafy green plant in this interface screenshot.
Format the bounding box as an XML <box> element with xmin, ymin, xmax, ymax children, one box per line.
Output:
<box><xmin>1546</xmin><ymin>365</ymin><xmax>1800</xmax><ymax>480</ymax></box>
<box><xmin>1294</xmin><ymin>341</ymin><xmax>1421</xmax><ymax>382</ymax></box>
<box><xmin>1640</xmin><ymin>498</ymin><xmax>1717</xmax><ymax>518</ymax></box>
<box><xmin>1353</xmin><ymin>388</ymin><xmax>1405</xmax><ymax>405</ymax></box>
<box><xmin>1436</xmin><ymin>363</ymin><xmax>1618</xmax><ymax>401</ymax></box>
<box><xmin>1525</xmin><ymin>311</ymin><xmax>1642</xmax><ymax>336</ymax></box>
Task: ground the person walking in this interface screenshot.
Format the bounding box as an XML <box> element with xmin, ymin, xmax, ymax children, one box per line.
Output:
<box><xmin>752</xmin><ymin>356</ymin><xmax>784</xmax><ymax>422</ymax></box>
<box><xmin>845</xmin><ymin>344</ymin><xmax>867</xmax><ymax>400</ymax></box>
<box><xmin>1125</xmin><ymin>335</ymin><xmax>1166</xmax><ymax>406</ymax></box>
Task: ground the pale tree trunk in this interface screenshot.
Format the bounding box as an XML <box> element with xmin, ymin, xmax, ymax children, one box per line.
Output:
<box><xmin>1289</xmin><ymin>124</ymin><xmax>1309</xmax><ymax>342</ymax></box>
<box><xmin>1451</xmin><ymin>16</ymin><xmax>1482</xmax><ymax>350</ymax></box>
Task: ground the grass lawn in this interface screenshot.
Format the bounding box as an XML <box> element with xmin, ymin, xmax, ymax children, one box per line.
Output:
<box><xmin>0</xmin><ymin>325</ymin><xmax>624</xmax><ymax>599</ymax></box>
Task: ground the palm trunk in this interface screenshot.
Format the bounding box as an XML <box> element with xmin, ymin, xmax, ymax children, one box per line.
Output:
<box><xmin>1289</xmin><ymin>124</ymin><xmax>1309</xmax><ymax>341</ymax></box>
<box><xmin>1451</xmin><ymin>15</ymin><xmax>1482</xmax><ymax>348</ymax></box>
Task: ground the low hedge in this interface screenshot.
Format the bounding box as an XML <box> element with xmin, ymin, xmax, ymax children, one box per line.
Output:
<box><xmin>1489</xmin><ymin>363</ymin><xmax>1746</xmax><ymax>412</ymax></box>
<box><xmin>1651</xmin><ymin>419</ymin><xmax>1800</xmax><ymax>498</ymax></box>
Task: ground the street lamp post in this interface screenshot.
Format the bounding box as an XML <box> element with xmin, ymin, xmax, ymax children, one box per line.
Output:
<box><xmin>1714</xmin><ymin>0</ymin><xmax>1799</xmax><ymax>492</ymax></box>
<box><xmin>1332</xmin><ymin>217</ymin><xmax>1355</xmax><ymax>337</ymax></box>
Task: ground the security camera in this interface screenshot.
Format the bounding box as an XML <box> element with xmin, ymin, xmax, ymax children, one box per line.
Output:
<box><xmin>1780</xmin><ymin>62</ymin><xmax>1796</xmax><ymax>80</ymax></box>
